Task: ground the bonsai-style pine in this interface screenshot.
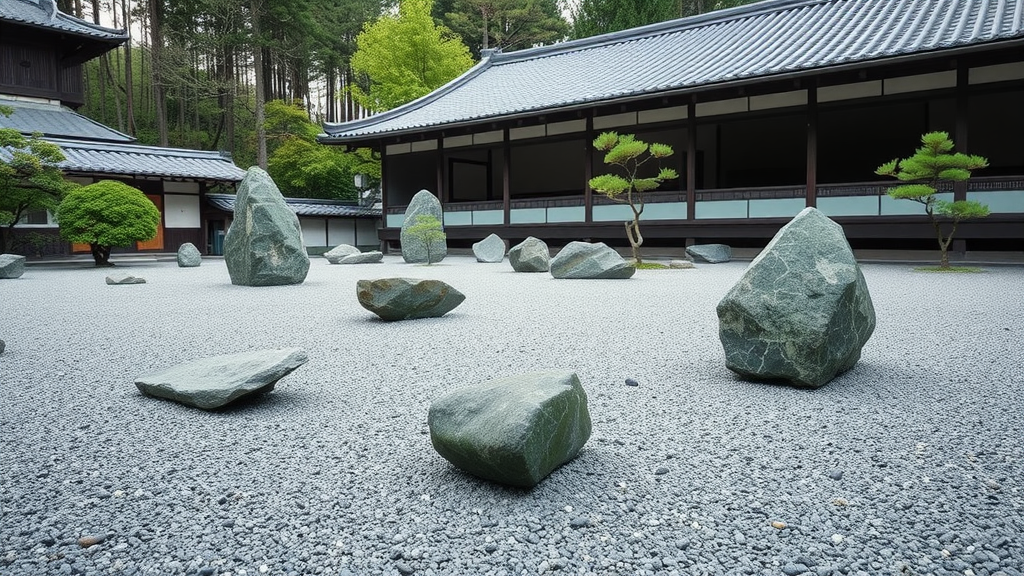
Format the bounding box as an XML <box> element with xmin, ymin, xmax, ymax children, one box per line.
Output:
<box><xmin>589</xmin><ymin>132</ymin><xmax>678</xmax><ymax>264</ymax></box>
<box><xmin>56</xmin><ymin>180</ymin><xmax>160</xmax><ymax>266</ymax></box>
<box><xmin>876</xmin><ymin>132</ymin><xmax>990</xmax><ymax>269</ymax></box>
<box><xmin>406</xmin><ymin>214</ymin><xmax>446</xmax><ymax>265</ymax></box>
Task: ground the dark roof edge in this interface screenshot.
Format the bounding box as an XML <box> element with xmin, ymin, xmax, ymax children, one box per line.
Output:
<box><xmin>491</xmin><ymin>0</ymin><xmax>824</xmax><ymax>65</ymax></box>
<box><xmin>45</xmin><ymin>136</ymin><xmax>241</xmax><ymax>160</ymax></box>
<box><xmin>56</xmin><ymin>10</ymin><xmax>128</xmax><ymax>41</ymax></box>
<box><xmin>319</xmin><ymin>52</ymin><xmax>498</xmax><ymax>140</ymax></box>
<box><xmin>319</xmin><ymin>36</ymin><xmax>1024</xmax><ymax>145</ymax></box>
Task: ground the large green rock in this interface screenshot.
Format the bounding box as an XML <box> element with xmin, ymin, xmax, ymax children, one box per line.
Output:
<box><xmin>176</xmin><ymin>242</ymin><xmax>202</xmax><ymax>267</ymax></box>
<box><xmin>400</xmin><ymin>190</ymin><xmax>447</xmax><ymax>264</ymax></box>
<box><xmin>550</xmin><ymin>241</ymin><xmax>635</xmax><ymax>279</ymax></box>
<box><xmin>135</xmin><ymin>348</ymin><xmax>308</xmax><ymax>409</ymax></box>
<box><xmin>508</xmin><ymin>237</ymin><xmax>550</xmax><ymax>272</ymax></box>
<box><xmin>0</xmin><ymin>254</ymin><xmax>26</xmax><ymax>279</ymax></box>
<box><xmin>356</xmin><ymin>278</ymin><xmax>464</xmax><ymax>321</ymax></box>
<box><xmin>716</xmin><ymin>208</ymin><xmax>876</xmax><ymax>388</ymax></box>
<box><xmin>428</xmin><ymin>371</ymin><xmax>592</xmax><ymax>488</ymax></box>
<box><xmin>224</xmin><ymin>167</ymin><xmax>310</xmax><ymax>286</ymax></box>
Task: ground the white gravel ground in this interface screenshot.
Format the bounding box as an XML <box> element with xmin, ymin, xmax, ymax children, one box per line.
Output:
<box><xmin>1</xmin><ymin>255</ymin><xmax>1022</xmax><ymax>576</ymax></box>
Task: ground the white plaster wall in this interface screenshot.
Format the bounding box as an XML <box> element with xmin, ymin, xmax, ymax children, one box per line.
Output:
<box><xmin>328</xmin><ymin>219</ymin><xmax>356</xmax><ymax>246</ymax></box>
<box><xmin>300</xmin><ymin>218</ymin><xmax>327</xmax><ymax>247</ymax></box>
<box><xmin>164</xmin><ymin>194</ymin><xmax>201</xmax><ymax>228</ymax></box>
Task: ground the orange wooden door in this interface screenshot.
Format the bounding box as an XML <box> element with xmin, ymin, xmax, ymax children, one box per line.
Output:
<box><xmin>72</xmin><ymin>242</ymin><xmax>91</xmax><ymax>253</ymax></box>
<box><xmin>136</xmin><ymin>194</ymin><xmax>165</xmax><ymax>251</ymax></box>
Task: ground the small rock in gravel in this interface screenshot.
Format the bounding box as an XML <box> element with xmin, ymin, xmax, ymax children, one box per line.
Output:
<box><xmin>77</xmin><ymin>535</ymin><xmax>105</xmax><ymax>548</ymax></box>
<box><xmin>828</xmin><ymin>470</ymin><xmax>844</xmax><ymax>480</ymax></box>
<box><xmin>0</xmin><ymin>339</ymin><xmax>5</xmax><ymax>354</ymax></box>
<box><xmin>396</xmin><ymin>562</ymin><xmax>415</xmax><ymax>575</ymax></box>
<box><xmin>569</xmin><ymin>517</ymin><xmax>590</xmax><ymax>529</ymax></box>
<box><xmin>655</xmin><ymin>467</ymin><xmax>669</xmax><ymax>475</ymax></box>
<box><xmin>831</xmin><ymin>534</ymin><xmax>844</xmax><ymax>544</ymax></box>
<box><xmin>198</xmin><ymin>568</ymin><xmax>216</xmax><ymax>576</ymax></box>
<box><xmin>771</xmin><ymin>521</ymin><xmax>787</xmax><ymax>530</ymax></box>
<box><xmin>217</xmin><ymin>496</ymin><xmax>227</xmax><ymax>505</ymax></box>
<box><xmin>734</xmin><ymin>531</ymin><xmax>746</xmax><ymax>544</ymax></box>
<box><xmin>485</xmin><ymin>543</ymin><xmax>498</xmax><ymax>553</ymax></box>
<box><xmin>782</xmin><ymin>564</ymin><xmax>809</xmax><ymax>576</ymax></box>
<box><xmin>40</xmin><ymin>536</ymin><xmax>55</xmax><ymax>546</ymax></box>
<box><xmin>625</xmin><ymin>378</ymin><xmax>639</xmax><ymax>387</ymax></box>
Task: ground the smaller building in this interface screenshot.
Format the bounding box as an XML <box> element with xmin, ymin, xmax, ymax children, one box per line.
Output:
<box><xmin>205</xmin><ymin>194</ymin><xmax>381</xmax><ymax>255</ymax></box>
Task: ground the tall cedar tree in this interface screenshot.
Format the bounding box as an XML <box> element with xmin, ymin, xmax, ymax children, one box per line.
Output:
<box><xmin>876</xmin><ymin>132</ymin><xmax>990</xmax><ymax>269</ymax></box>
<box><xmin>434</xmin><ymin>0</ymin><xmax>567</xmax><ymax>56</ymax></box>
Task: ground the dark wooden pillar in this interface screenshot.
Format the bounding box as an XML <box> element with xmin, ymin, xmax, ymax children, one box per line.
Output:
<box><xmin>953</xmin><ymin>62</ymin><xmax>970</xmax><ymax>255</ymax></box>
<box><xmin>584</xmin><ymin>114</ymin><xmax>594</xmax><ymax>223</ymax></box>
<box><xmin>686</xmin><ymin>100</ymin><xmax>697</xmax><ymax>221</ymax></box>
<box><xmin>436</xmin><ymin>139</ymin><xmax>446</xmax><ymax>203</ymax></box>
<box><xmin>806</xmin><ymin>85</ymin><xmax>818</xmax><ymax>208</ymax></box>
<box><xmin>503</xmin><ymin>128</ymin><xmax>511</xmax><ymax>226</ymax></box>
<box><xmin>954</xmin><ymin>63</ymin><xmax>969</xmax><ymax>203</ymax></box>
<box><xmin>378</xmin><ymin>141</ymin><xmax>388</xmax><ymax>252</ymax></box>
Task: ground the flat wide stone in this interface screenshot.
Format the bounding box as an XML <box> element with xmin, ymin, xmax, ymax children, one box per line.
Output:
<box><xmin>428</xmin><ymin>371</ymin><xmax>592</xmax><ymax>488</ymax></box>
<box><xmin>686</xmin><ymin>244</ymin><xmax>732</xmax><ymax>263</ymax></box>
<box><xmin>339</xmin><ymin>251</ymin><xmax>383</xmax><ymax>264</ymax></box>
<box><xmin>357</xmin><ymin>278</ymin><xmax>465</xmax><ymax>321</ymax></box>
<box><xmin>717</xmin><ymin>208</ymin><xmax>876</xmax><ymax>388</ymax></box>
<box><xmin>324</xmin><ymin>244</ymin><xmax>361</xmax><ymax>264</ymax></box>
<box><xmin>106</xmin><ymin>273</ymin><xmax>146</xmax><ymax>285</ymax></box>
<box><xmin>135</xmin><ymin>348</ymin><xmax>308</xmax><ymax>409</ymax></box>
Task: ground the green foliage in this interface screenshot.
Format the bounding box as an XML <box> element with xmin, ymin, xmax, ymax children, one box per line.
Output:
<box><xmin>406</xmin><ymin>214</ymin><xmax>446</xmax><ymax>264</ymax></box>
<box><xmin>0</xmin><ymin>112</ymin><xmax>76</xmax><ymax>250</ymax></box>
<box><xmin>571</xmin><ymin>0</ymin><xmax>760</xmax><ymax>39</ymax></box>
<box><xmin>263</xmin><ymin>99</ymin><xmax>379</xmax><ymax>200</ymax></box>
<box><xmin>436</xmin><ymin>0</ymin><xmax>568</xmax><ymax>56</ymax></box>
<box><xmin>351</xmin><ymin>0</ymin><xmax>474</xmax><ymax>112</ymax></box>
<box><xmin>876</xmin><ymin>131</ymin><xmax>990</xmax><ymax>268</ymax></box>
<box><xmin>57</xmin><ymin>180</ymin><xmax>160</xmax><ymax>251</ymax></box>
<box><xmin>589</xmin><ymin>131</ymin><xmax>677</xmax><ymax>263</ymax></box>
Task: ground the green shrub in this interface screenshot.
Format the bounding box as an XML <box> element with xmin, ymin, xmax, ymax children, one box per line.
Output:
<box><xmin>57</xmin><ymin>180</ymin><xmax>160</xmax><ymax>266</ymax></box>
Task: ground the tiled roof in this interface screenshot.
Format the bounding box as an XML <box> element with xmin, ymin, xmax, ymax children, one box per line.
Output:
<box><xmin>320</xmin><ymin>0</ymin><xmax>1024</xmax><ymax>143</ymax></box>
<box><xmin>206</xmin><ymin>194</ymin><xmax>382</xmax><ymax>218</ymax></box>
<box><xmin>0</xmin><ymin>0</ymin><xmax>127</xmax><ymax>41</ymax></box>
<box><xmin>50</xmin><ymin>139</ymin><xmax>247</xmax><ymax>182</ymax></box>
<box><xmin>0</xmin><ymin>98</ymin><xmax>134</xmax><ymax>142</ymax></box>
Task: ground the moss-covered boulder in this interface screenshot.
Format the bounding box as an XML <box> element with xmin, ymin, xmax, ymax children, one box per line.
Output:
<box><xmin>428</xmin><ymin>371</ymin><xmax>592</xmax><ymax>488</ymax></box>
<box><xmin>717</xmin><ymin>208</ymin><xmax>876</xmax><ymax>388</ymax></box>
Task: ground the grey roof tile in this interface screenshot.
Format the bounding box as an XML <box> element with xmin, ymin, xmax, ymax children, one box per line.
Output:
<box><xmin>321</xmin><ymin>0</ymin><xmax>1024</xmax><ymax>142</ymax></box>
<box><xmin>0</xmin><ymin>98</ymin><xmax>135</xmax><ymax>142</ymax></box>
<box><xmin>49</xmin><ymin>138</ymin><xmax>247</xmax><ymax>181</ymax></box>
<box><xmin>206</xmin><ymin>194</ymin><xmax>381</xmax><ymax>218</ymax></box>
<box><xmin>0</xmin><ymin>0</ymin><xmax>127</xmax><ymax>41</ymax></box>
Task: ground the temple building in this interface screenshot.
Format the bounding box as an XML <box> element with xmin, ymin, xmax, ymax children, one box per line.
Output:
<box><xmin>320</xmin><ymin>0</ymin><xmax>1024</xmax><ymax>253</ymax></box>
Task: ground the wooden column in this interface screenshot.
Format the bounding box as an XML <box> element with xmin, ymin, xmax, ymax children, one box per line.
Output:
<box><xmin>584</xmin><ymin>114</ymin><xmax>594</xmax><ymax>223</ymax></box>
<box><xmin>503</xmin><ymin>128</ymin><xmax>511</xmax><ymax>226</ymax></box>
<box><xmin>436</xmin><ymin>138</ymin><xmax>446</xmax><ymax>203</ymax></box>
<box><xmin>806</xmin><ymin>85</ymin><xmax>818</xmax><ymax>208</ymax></box>
<box><xmin>686</xmin><ymin>100</ymin><xmax>697</xmax><ymax>221</ymax></box>
<box><xmin>954</xmin><ymin>63</ymin><xmax>969</xmax><ymax>203</ymax></box>
<box><xmin>953</xmin><ymin>62</ymin><xmax>970</xmax><ymax>255</ymax></box>
<box><xmin>379</xmin><ymin>142</ymin><xmax>389</xmax><ymax>252</ymax></box>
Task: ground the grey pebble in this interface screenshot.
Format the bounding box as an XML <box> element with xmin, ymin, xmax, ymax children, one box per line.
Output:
<box><xmin>625</xmin><ymin>378</ymin><xmax>639</xmax><ymax>387</ymax></box>
<box><xmin>655</xmin><ymin>467</ymin><xmax>669</xmax><ymax>475</ymax></box>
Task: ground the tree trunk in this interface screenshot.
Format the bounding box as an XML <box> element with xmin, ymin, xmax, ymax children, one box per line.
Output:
<box><xmin>122</xmin><ymin>0</ymin><xmax>136</xmax><ymax>136</ymax></box>
<box><xmin>149</xmin><ymin>0</ymin><xmax>168</xmax><ymax>146</ymax></box>
<box><xmin>251</xmin><ymin>0</ymin><xmax>268</xmax><ymax>168</ymax></box>
<box><xmin>91</xmin><ymin>244</ymin><xmax>114</xmax><ymax>266</ymax></box>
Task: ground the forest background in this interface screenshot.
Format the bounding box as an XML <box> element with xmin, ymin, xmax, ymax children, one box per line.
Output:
<box><xmin>60</xmin><ymin>0</ymin><xmax>754</xmax><ymax>200</ymax></box>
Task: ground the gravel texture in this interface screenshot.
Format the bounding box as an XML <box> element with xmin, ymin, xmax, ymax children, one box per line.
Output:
<box><xmin>1</xmin><ymin>255</ymin><xmax>1022</xmax><ymax>576</ymax></box>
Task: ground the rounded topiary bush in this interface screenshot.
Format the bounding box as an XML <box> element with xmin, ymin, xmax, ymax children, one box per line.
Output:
<box><xmin>56</xmin><ymin>180</ymin><xmax>160</xmax><ymax>266</ymax></box>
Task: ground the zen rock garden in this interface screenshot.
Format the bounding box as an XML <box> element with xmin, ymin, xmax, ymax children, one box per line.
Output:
<box><xmin>7</xmin><ymin>179</ymin><xmax>1019</xmax><ymax>576</ymax></box>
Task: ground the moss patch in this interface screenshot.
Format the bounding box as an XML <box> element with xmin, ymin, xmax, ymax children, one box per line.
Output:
<box><xmin>634</xmin><ymin>262</ymin><xmax>670</xmax><ymax>270</ymax></box>
<box><xmin>914</xmin><ymin>266</ymin><xmax>984</xmax><ymax>273</ymax></box>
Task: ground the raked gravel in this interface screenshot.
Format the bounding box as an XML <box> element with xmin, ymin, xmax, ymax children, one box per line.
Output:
<box><xmin>1</xmin><ymin>255</ymin><xmax>1022</xmax><ymax>576</ymax></box>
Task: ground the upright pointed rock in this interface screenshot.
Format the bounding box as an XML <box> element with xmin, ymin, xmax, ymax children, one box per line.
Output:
<box><xmin>400</xmin><ymin>190</ymin><xmax>447</xmax><ymax>264</ymax></box>
<box><xmin>224</xmin><ymin>167</ymin><xmax>309</xmax><ymax>286</ymax></box>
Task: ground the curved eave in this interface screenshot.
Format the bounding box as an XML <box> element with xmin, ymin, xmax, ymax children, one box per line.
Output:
<box><xmin>318</xmin><ymin>36</ymin><xmax>1024</xmax><ymax>148</ymax></box>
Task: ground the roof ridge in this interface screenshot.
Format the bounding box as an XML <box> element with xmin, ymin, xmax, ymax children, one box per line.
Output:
<box><xmin>46</xmin><ymin>137</ymin><xmax>238</xmax><ymax>160</ymax></box>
